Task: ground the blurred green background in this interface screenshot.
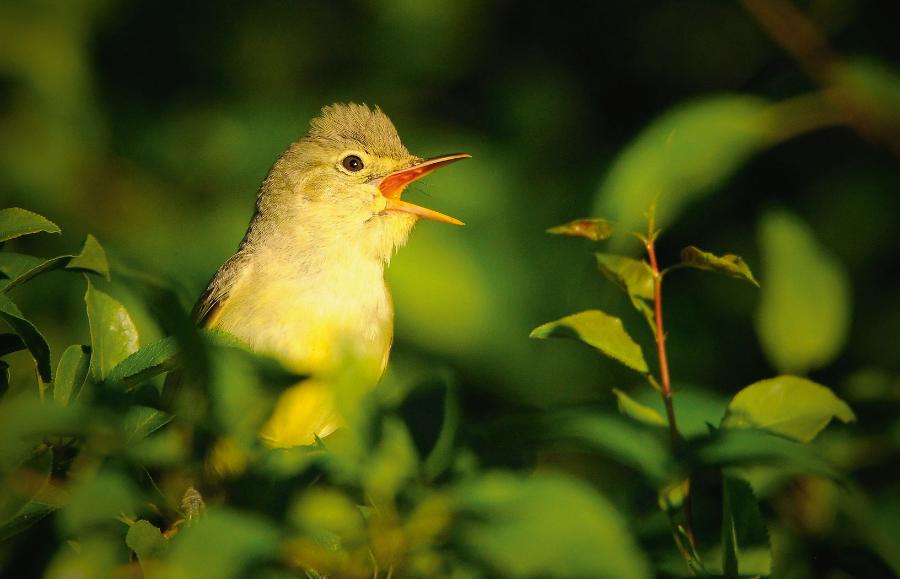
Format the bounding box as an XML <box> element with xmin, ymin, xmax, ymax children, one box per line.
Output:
<box><xmin>2</xmin><ymin>0</ymin><xmax>900</xmax><ymax>577</ymax></box>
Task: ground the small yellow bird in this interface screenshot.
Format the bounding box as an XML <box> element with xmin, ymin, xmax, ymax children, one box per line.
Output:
<box><xmin>194</xmin><ymin>103</ymin><xmax>468</xmax><ymax>447</ymax></box>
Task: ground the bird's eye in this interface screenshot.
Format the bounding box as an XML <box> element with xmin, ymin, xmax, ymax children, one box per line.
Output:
<box><xmin>341</xmin><ymin>155</ymin><xmax>364</xmax><ymax>172</ymax></box>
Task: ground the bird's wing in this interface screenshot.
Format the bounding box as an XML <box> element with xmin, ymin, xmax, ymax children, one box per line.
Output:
<box><xmin>192</xmin><ymin>253</ymin><xmax>253</xmax><ymax>329</ymax></box>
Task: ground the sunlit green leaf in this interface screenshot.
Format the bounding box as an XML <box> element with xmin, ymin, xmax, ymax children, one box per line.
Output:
<box><xmin>85</xmin><ymin>280</ymin><xmax>140</xmax><ymax>381</ymax></box>
<box><xmin>0</xmin><ymin>208</ymin><xmax>60</xmax><ymax>242</ymax></box>
<box><xmin>0</xmin><ymin>293</ymin><xmax>52</xmax><ymax>383</ymax></box>
<box><xmin>679</xmin><ymin>245</ymin><xmax>758</xmax><ymax>286</ymax></box>
<box><xmin>722</xmin><ymin>375</ymin><xmax>855</xmax><ymax>443</ymax></box>
<box><xmin>592</xmin><ymin>96</ymin><xmax>774</xmax><ymax>232</ymax></box>
<box><xmin>106</xmin><ymin>336</ymin><xmax>179</xmax><ymax>390</ymax></box>
<box><xmin>721</xmin><ymin>471</ymin><xmax>771</xmax><ymax>577</ymax></box>
<box><xmin>290</xmin><ymin>488</ymin><xmax>365</xmax><ymax>543</ymax></box>
<box><xmin>595</xmin><ymin>253</ymin><xmax>655</xmax><ymax>300</ymax></box>
<box><xmin>66</xmin><ymin>234</ymin><xmax>110</xmax><ymax>279</ymax></box>
<box><xmin>530</xmin><ymin>310</ymin><xmax>648</xmax><ymax>373</ymax></box>
<box><xmin>163</xmin><ymin>508</ymin><xmax>279</xmax><ymax>579</ymax></box>
<box><xmin>612</xmin><ymin>388</ymin><xmax>667</xmax><ymax>427</ymax></box>
<box><xmin>54</xmin><ymin>345</ymin><xmax>91</xmax><ymax>405</ymax></box>
<box><xmin>756</xmin><ymin>210</ymin><xmax>851</xmax><ymax>373</ymax></box>
<box><xmin>454</xmin><ymin>472</ymin><xmax>651</xmax><ymax>579</ymax></box>
<box><xmin>545</xmin><ymin>411</ymin><xmax>670</xmax><ymax>481</ymax></box>
<box><xmin>126</xmin><ymin>519</ymin><xmax>167</xmax><ymax>566</ymax></box>
<box><xmin>547</xmin><ymin>218</ymin><xmax>613</xmax><ymax>241</ymax></box>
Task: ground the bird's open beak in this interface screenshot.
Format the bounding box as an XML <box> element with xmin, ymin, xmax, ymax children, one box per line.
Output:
<box><xmin>376</xmin><ymin>153</ymin><xmax>470</xmax><ymax>225</ymax></box>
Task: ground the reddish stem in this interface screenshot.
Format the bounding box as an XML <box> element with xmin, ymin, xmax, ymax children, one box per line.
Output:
<box><xmin>644</xmin><ymin>236</ymin><xmax>698</xmax><ymax>554</ymax></box>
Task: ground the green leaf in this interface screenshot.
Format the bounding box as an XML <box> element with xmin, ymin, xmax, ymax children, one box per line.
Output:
<box><xmin>612</xmin><ymin>388</ymin><xmax>667</xmax><ymax>427</ymax></box>
<box><xmin>364</xmin><ymin>418</ymin><xmax>419</xmax><ymax>499</ymax></box>
<box><xmin>54</xmin><ymin>345</ymin><xmax>91</xmax><ymax>405</ymax></box>
<box><xmin>2</xmin><ymin>236</ymin><xmax>109</xmax><ymax>292</ymax></box>
<box><xmin>630</xmin><ymin>386</ymin><xmax>730</xmax><ymax>438</ymax></box>
<box><xmin>59</xmin><ymin>470</ymin><xmax>139</xmax><ymax>534</ymax></box>
<box><xmin>0</xmin><ymin>253</ymin><xmax>44</xmax><ymax>282</ymax></box>
<box><xmin>547</xmin><ymin>218</ymin><xmax>613</xmax><ymax>241</ymax></box>
<box><xmin>595</xmin><ymin>253</ymin><xmax>655</xmax><ymax>300</ymax></box>
<box><xmin>126</xmin><ymin>519</ymin><xmax>167</xmax><ymax>564</ymax></box>
<box><xmin>721</xmin><ymin>472</ymin><xmax>771</xmax><ymax>577</ymax></box>
<box><xmin>106</xmin><ymin>336</ymin><xmax>180</xmax><ymax>390</ymax></box>
<box><xmin>85</xmin><ymin>280</ymin><xmax>140</xmax><ymax>381</ymax></box>
<box><xmin>756</xmin><ymin>210</ymin><xmax>851</xmax><ymax>373</ymax></box>
<box><xmin>530</xmin><ymin>310</ymin><xmax>648</xmax><ymax>373</ymax></box>
<box><xmin>545</xmin><ymin>411</ymin><xmax>670</xmax><ymax>481</ymax></box>
<box><xmin>679</xmin><ymin>245</ymin><xmax>758</xmax><ymax>286</ymax></box>
<box><xmin>690</xmin><ymin>428</ymin><xmax>836</xmax><ymax>479</ymax></box>
<box><xmin>122</xmin><ymin>405</ymin><xmax>174</xmax><ymax>446</ymax></box>
<box><xmin>0</xmin><ymin>208</ymin><xmax>60</xmax><ymax>242</ymax></box>
<box><xmin>592</xmin><ymin>96</ymin><xmax>774</xmax><ymax>233</ymax></box>
<box><xmin>164</xmin><ymin>508</ymin><xmax>279</xmax><ymax>579</ymax></box>
<box><xmin>66</xmin><ymin>234</ymin><xmax>110</xmax><ymax>279</ymax></box>
<box><xmin>0</xmin><ymin>293</ymin><xmax>52</xmax><ymax>383</ymax></box>
<box><xmin>454</xmin><ymin>472</ymin><xmax>651</xmax><ymax>579</ymax></box>
<box><xmin>722</xmin><ymin>375</ymin><xmax>855</xmax><ymax>443</ymax></box>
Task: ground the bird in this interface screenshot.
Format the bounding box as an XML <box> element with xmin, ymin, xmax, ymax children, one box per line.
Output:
<box><xmin>192</xmin><ymin>103</ymin><xmax>469</xmax><ymax>448</ymax></box>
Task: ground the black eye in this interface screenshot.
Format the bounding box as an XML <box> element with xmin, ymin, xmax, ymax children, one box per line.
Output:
<box><xmin>342</xmin><ymin>155</ymin><xmax>364</xmax><ymax>172</ymax></box>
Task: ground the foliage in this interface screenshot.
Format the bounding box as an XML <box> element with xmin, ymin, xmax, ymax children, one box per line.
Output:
<box><xmin>3</xmin><ymin>3</ymin><xmax>900</xmax><ymax>574</ymax></box>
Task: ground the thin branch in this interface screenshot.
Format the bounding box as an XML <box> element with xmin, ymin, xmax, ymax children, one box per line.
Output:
<box><xmin>741</xmin><ymin>0</ymin><xmax>900</xmax><ymax>158</ymax></box>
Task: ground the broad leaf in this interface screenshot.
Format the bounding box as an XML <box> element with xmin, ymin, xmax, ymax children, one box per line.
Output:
<box><xmin>2</xmin><ymin>235</ymin><xmax>109</xmax><ymax>292</ymax></box>
<box><xmin>756</xmin><ymin>210</ymin><xmax>851</xmax><ymax>373</ymax></box>
<box><xmin>722</xmin><ymin>375</ymin><xmax>855</xmax><ymax>443</ymax></box>
<box><xmin>612</xmin><ymin>388</ymin><xmax>667</xmax><ymax>427</ymax></box>
<box><xmin>66</xmin><ymin>234</ymin><xmax>110</xmax><ymax>279</ymax></box>
<box><xmin>689</xmin><ymin>428</ymin><xmax>836</xmax><ymax>479</ymax></box>
<box><xmin>54</xmin><ymin>345</ymin><xmax>91</xmax><ymax>405</ymax></box>
<box><xmin>530</xmin><ymin>310</ymin><xmax>648</xmax><ymax>373</ymax></box>
<box><xmin>0</xmin><ymin>208</ymin><xmax>60</xmax><ymax>242</ymax></box>
<box><xmin>126</xmin><ymin>519</ymin><xmax>167</xmax><ymax>564</ymax></box>
<box><xmin>85</xmin><ymin>280</ymin><xmax>140</xmax><ymax>381</ymax></box>
<box><xmin>0</xmin><ymin>293</ymin><xmax>52</xmax><ymax>383</ymax></box>
<box><xmin>545</xmin><ymin>411</ymin><xmax>670</xmax><ymax>481</ymax></box>
<box><xmin>721</xmin><ymin>472</ymin><xmax>771</xmax><ymax>577</ymax></box>
<box><xmin>454</xmin><ymin>472</ymin><xmax>651</xmax><ymax>579</ymax></box>
<box><xmin>0</xmin><ymin>253</ymin><xmax>44</xmax><ymax>282</ymax></box>
<box><xmin>106</xmin><ymin>336</ymin><xmax>180</xmax><ymax>390</ymax></box>
<box><xmin>547</xmin><ymin>218</ymin><xmax>613</xmax><ymax>241</ymax></box>
<box><xmin>122</xmin><ymin>405</ymin><xmax>174</xmax><ymax>446</ymax></box>
<box><xmin>592</xmin><ymin>96</ymin><xmax>775</xmax><ymax>233</ymax></box>
<box><xmin>679</xmin><ymin>246</ymin><xmax>758</xmax><ymax>286</ymax></box>
<box><xmin>595</xmin><ymin>253</ymin><xmax>657</xmax><ymax>331</ymax></box>
<box><xmin>595</xmin><ymin>253</ymin><xmax>655</xmax><ymax>300</ymax></box>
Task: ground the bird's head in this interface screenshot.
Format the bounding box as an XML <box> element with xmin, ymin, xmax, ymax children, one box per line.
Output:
<box><xmin>258</xmin><ymin>103</ymin><xmax>469</xmax><ymax>262</ymax></box>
